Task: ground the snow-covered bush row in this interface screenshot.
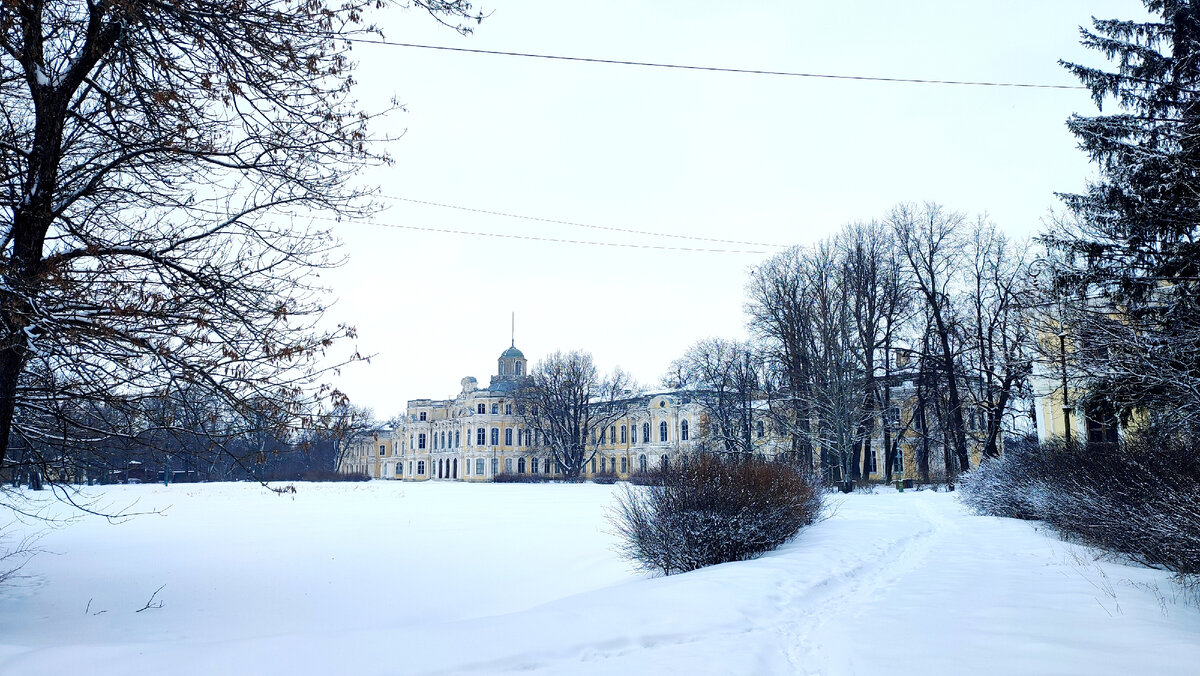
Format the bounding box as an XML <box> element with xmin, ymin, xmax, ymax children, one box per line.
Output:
<box><xmin>613</xmin><ymin>454</ymin><xmax>823</xmax><ymax>575</ymax></box>
<box><xmin>959</xmin><ymin>436</ymin><xmax>1200</xmax><ymax>575</ymax></box>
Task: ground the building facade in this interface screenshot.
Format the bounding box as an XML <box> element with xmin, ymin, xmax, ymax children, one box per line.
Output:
<box><xmin>340</xmin><ymin>344</ymin><xmax>702</xmax><ymax>481</ymax></box>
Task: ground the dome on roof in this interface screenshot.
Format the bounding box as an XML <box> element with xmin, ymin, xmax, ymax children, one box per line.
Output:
<box><xmin>501</xmin><ymin>345</ymin><xmax>525</xmax><ymax>359</ymax></box>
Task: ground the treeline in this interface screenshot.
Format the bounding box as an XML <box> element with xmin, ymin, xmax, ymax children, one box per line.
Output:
<box><xmin>670</xmin><ymin>203</ymin><xmax>1032</xmax><ymax>485</ymax></box>
<box><xmin>3</xmin><ymin>386</ymin><xmax>374</xmax><ymax>487</ymax></box>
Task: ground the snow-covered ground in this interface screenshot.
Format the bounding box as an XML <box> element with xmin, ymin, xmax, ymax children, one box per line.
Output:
<box><xmin>0</xmin><ymin>481</ymin><xmax>1197</xmax><ymax>675</ymax></box>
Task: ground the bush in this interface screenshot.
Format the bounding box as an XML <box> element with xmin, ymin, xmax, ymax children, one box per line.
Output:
<box><xmin>592</xmin><ymin>471</ymin><xmax>619</xmax><ymax>484</ymax></box>
<box><xmin>492</xmin><ymin>473</ymin><xmax>554</xmax><ymax>483</ymax></box>
<box><xmin>297</xmin><ymin>469</ymin><xmax>370</xmax><ymax>482</ymax></box>
<box><xmin>958</xmin><ymin>432</ymin><xmax>1200</xmax><ymax>575</ymax></box>
<box><xmin>613</xmin><ymin>454</ymin><xmax>823</xmax><ymax>575</ymax></box>
<box><xmin>627</xmin><ymin>469</ymin><xmax>665</xmax><ymax>486</ymax></box>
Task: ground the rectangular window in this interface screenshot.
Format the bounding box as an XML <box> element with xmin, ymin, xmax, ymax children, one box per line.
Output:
<box><xmin>418</xmin><ymin>434</ymin><xmax>426</xmax><ymax>449</ymax></box>
<box><xmin>621</xmin><ymin>426</ymin><xmax>627</xmax><ymax>444</ymax></box>
<box><xmin>419</xmin><ymin>411</ymin><xmax>427</xmax><ymax>421</ymax></box>
<box><xmin>505</xmin><ymin>428</ymin><xmax>513</xmax><ymax>446</ymax></box>
<box><xmin>478</xmin><ymin>403</ymin><xmax>486</xmax><ymax>414</ymax></box>
<box><xmin>505</xmin><ymin>404</ymin><xmax>512</xmax><ymax>416</ymax></box>
<box><xmin>379</xmin><ymin>444</ymin><xmax>386</xmax><ymax>456</ymax></box>
<box><xmin>621</xmin><ymin>457</ymin><xmax>628</xmax><ymax>473</ymax></box>
<box><xmin>491</xmin><ymin>428</ymin><xmax>500</xmax><ymax>446</ymax></box>
<box><xmin>492</xmin><ymin>457</ymin><xmax>498</xmax><ymax>475</ymax></box>
<box><xmin>531</xmin><ymin>458</ymin><xmax>539</xmax><ymax>474</ymax></box>
<box><xmin>610</xmin><ymin>426</ymin><xmax>616</xmax><ymax>447</ymax></box>
<box><xmin>477</xmin><ymin>427</ymin><xmax>486</xmax><ymax>445</ymax></box>
<box><xmin>476</xmin><ymin>458</ymin><xmax>485</xmax><ymax>475</ymax></box>
<box><xmin>417</xmin><ymin>460</ymin><xmax>425</xmax><ymax>475</ymax></box>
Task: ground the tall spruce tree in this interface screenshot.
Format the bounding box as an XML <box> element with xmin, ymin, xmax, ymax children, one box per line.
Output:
<box><xmin>1046</xmin><ymin>1</ymin><xmax>1200</xmax><ymax>432</ymax></box>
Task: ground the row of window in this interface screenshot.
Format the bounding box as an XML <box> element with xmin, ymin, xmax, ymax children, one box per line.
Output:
<box><xmin>592</xmin><ymin>420</ymin><xmax>686</xmax><ymax>445</ymax></box>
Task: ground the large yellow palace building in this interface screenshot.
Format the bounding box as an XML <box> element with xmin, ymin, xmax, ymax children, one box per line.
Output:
<box><xmin>340</xmin><ymin>344</ymin><xmax>703</xmax><ymax>481</ymax></box>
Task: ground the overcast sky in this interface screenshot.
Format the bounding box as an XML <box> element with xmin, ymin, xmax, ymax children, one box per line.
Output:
<box><xmin>317</xmin><ymin>0</ymin><xmax>1143</xmax><ymax>418</ymax></box>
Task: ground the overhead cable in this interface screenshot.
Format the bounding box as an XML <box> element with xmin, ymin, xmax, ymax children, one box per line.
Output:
<box><xmin>309</xmin><ymin>215</ymin><xmax>770</xmax><ymax>254</ymax></box>
<box><xmin>348</xmin><ymin>39</ymin><xmax>1087</xmax><ymax>90</ymax></box>
<box><xmin>380</xmin><ymin>195</ymin><xmax>789</xmax><ymax>248</ymax></box>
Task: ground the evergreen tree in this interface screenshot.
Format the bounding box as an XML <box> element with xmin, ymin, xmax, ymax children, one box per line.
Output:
<box><xmin>1046</xmin><ymin>1</ymin><xmax>1200</xmax><ymax>431</ymax></box>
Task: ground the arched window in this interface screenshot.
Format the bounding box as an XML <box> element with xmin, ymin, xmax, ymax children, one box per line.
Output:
<box><xmin>610</xmin><ymin>426</ymin><xmax>616</xmax><ymax>446</ymax></box>
<box><xmin>452</xmin><ymin>458</ymin><xmax>458</xmax><ymax>479</ymax></box>
<box><xmin>505</xmin><ymin>428</ymin><xmax>513</xmax><ymax>446</ymax></box>
<box><xmin>477</xmin><ymin>427</ymin><xmax>486</xmax><ymax>445</ymax></box>
<box><xmin>659</xmin><ymin>421</ymin><xmax>668</xmax><ymax>442</ymax></box>
<box><xmin>464</xmin><ymin>458</ymin><xmax>471</xmax><ymax>475</ymax></box>
<box><xmin>442</xmin><ymin>431</ymin><xmax>447</xmax><ymax>447</ymax></box>
<box><xmin>544</xmin><ymin>458</ymin><xmax>551</xmax><ymax>473</ymax></box>
<box><xmin>477</xmin><ymin>403</ymin><xmax>486</xmax><ymax>414</ymax></box>
<box><xmin>518</xmin><ymin>457</ymin><xmax>526</xmax><ymax>473</ymax></box>
<box><xmin>639</xmin><ymin>454</ymin><xmax>647</xmax><ymax>472</ymax></box>
<box><xmin>590</xmin><ymin>457</ymin><xmax>597</xmax><ymax>474</ymax></box>
<box><xmin>642</xmin><ymin>423</ymin><xmax>650</xmax><ymax>443</ymax></box>
<box><xmin>455</xmin><ymin>430</ymin><xmax>461</xmax><ymax>447</ymax></box>
<box><xmin>681</xmin><ymin>420</ymin><xmax>689</xmax><ymax>441</ymax></box>
<box><xmin>531</xmin><ymin>457</ymin><xmax>539</xmax><ymax>474</ymax></box>
<box><xmin>621</xmin><ymin>425</ymin><xmax>627</xmax><ymax>444</ymax></box>
<box><xmin>505</xmin><ymin>457</ymin><xmax>513</xmax><ymax>473</ymax></box>
<box><xmin>491</xmin><ymin>403</ymin><xmax>499</xmax><ymax>415</ymax></box>
<box><xmin>756</xmin><ymin>420</ymin><xmax>765</xmax><ymax>438</ymax></box>
<box><xmin>491</xmin><ymin>428</ymin><xmax>499</xmax><ymax>446</ymax></box>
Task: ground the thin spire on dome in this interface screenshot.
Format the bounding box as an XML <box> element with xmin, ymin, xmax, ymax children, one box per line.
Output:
<box><xmin>511</xmin><ymin>311</ymin><xmax>515</xmax><ymax>348</ymax></box>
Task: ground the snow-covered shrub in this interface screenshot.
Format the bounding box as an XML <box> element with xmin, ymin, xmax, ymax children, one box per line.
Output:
<box><xmin>591</xmin><ymin>471</ymin><xmax>619</xmax><ymax>485</ymax></box>
<box><xmin>958</xmin><ymin>434</ymin><xmax>1200</xmax><ymax>575</ymax></box>
<box><xmin>492</xmin><ymin>473</ymin><xmax>554</xmax><ymax>483</ymax></box>
<box><xmin>298</xmin><ymin>470</ymin><xmax>370</xmax><ymax>482</ymax></box>
<box><xmin>613</xmin><ymin>454</ymin><xmax>823</xmax><ymax>575</ymax></box>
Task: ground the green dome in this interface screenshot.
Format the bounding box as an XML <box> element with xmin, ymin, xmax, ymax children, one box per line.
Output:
<box><xmin>501</xmin><ymin>346</ymin><xmax>525</xmax><ymax>359</ymax></box>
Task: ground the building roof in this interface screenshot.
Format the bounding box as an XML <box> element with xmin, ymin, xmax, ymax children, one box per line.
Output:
<box><xmin>500</xmin><ymin>345</ymin><xmax>525</xmax><ymax>359</ymax></box>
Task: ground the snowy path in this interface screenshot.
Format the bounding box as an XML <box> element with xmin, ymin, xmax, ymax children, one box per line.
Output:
<box><xmin>1</xmin><ymin>484</ymin><xmax>1198</xmax><ymax>675</ymax></box>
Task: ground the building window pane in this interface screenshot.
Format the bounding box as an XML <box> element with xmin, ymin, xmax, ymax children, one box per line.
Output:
<box><xmin>478</xmin><ymin>403</ymin><xmax>486</xmax><ymax>414</ymax></box>
<box><xmin>505</xmin><ymin>457</ymin><xmax>513</xmax><ymax>473</ymax></box>
<box><xmin>491</xmin><ymin>457</ymin><xmax>498</xmax><ymax>475</ymax></box>
<box><xmin>418</xmin><ymin>434</ymin><xmax>426</xmax><ymax>450</ymax></box>
<box><xmin>476</xmin><ymin>458</ymin><xmax>485</xmax><ymax>475</ymax></box>
<box><xmin>505</xmin><ymin>404</ymin><xmax>512</xmax><ymax>416</ymax></box>
<box><xmin>417</xmin><ymin>460</ymin><xmax>425</xmax><ymax>475</ymax></box>
<box><xmin>505</xmin><ymin>428</ymin><xmax>513</xmax><ymax>446</ymax></box>
<box><xmin>621</xmin><ymin>457</ymin><xmax>628</xmax><ymax>473</ymax></box>
<box><xmin>518</xmin><ymin>457</ymin><xmax>526</xmax><ymax>473</ymax></box>
<box><xmin>491</xmin><ymin>428</ymin><xmax>500</xmax><ymax>446</ymax></box>
<box><xmin>621</xmin><ymin>426</ymin><xmax>627</xmax><ymax>444</ymax></box>
<box><xmin>659</xmin><ymin>421</ymin><xmax>668</xmax><ymax>442</ymax></box>
<box><xmin>491</xmin><ymin>404</ymin><xmax>499</xmax><ymax>415</ymax></box>
<box><xmin>681</xmin><ymin>420</ymin><xmax>689</xmax><ymax>441</ymax></box>
<box><xmin>642</xmin><ymin>423</ymin><xmax>650</xmax><ymax>443</ymax></box>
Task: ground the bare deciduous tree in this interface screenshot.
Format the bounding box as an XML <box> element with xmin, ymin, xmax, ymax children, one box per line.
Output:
<box><xmin>515</xmin><ymin>350</ymin><xmax>634</xmax><ymax>479</ymax></box>
<box><xmin>0</xmin><ymin>1</ymin><xmax>480</xmax><ymax>482</ymax></box>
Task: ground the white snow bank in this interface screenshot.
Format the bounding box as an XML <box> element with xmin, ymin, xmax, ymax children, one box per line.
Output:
<box><xmin>0</xmin><ymin>483</ymin><xmax>1196</xmax><ymax>675</ymax></box>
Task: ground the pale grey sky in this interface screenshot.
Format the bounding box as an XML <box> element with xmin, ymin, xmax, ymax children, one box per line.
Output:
<box><xmin>320</xmin><ymin>0</ymin><xmax>1142</xmax><ymax>418</ymax></box>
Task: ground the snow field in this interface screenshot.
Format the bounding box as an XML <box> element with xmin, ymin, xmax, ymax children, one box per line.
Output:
<box><xmin>0</xmin><ymin>482</ymin><xmax>1197</xmax><ymax>675</ymax></box>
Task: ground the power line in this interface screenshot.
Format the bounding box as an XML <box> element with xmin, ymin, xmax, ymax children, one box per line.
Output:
<box><xmin>380</xmin><ymin>195</ymin><xmax>789</xmax><ymax>248</ymax></box>
<box><xmin>309</xmin><ymin>215</ymin><xmax>770</xmax><ymax>254</ymax></box>
<box><xmin>348</xmin><ymin>38</ymin><xmax>1087</xmax><ymax>90</ymax></box>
